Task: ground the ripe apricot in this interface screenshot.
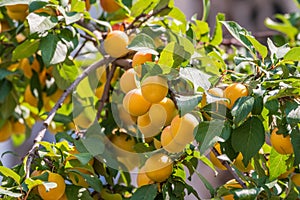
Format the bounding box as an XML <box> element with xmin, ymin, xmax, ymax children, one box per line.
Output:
<box><xmin>137</xmin><ymin>166</ymin><xmax>154</xmax><ymax>187</ymax></box>
<box><xmin>100</xmin><ymin>0</ymin><xmax>121</xmax><ymax>13</ymax></box>
<box><xmin>110</xmin><ymin>132</ymin><xmax>136</xmax><ymax>155</ymax></box>
<box><xmin>103</xmin><ymin>30</ymin><xmax>129</xmax><ymax>58</ymax></box>
<box><xmin>123</xmin><ymin>88</ymin><xmax>151</xmax><ymax>116</ymax></box>
<box><xmin>223</xmin><ymin>83</ymin><xmax>248</xmax><ymax>109</ymax></box>
<box><xmin>161</xmin><ymin>126</ymin><xmax>186</xmax><ymax>153</ymax></box>
<box><xmin>117</xmin><ymin>104</ymin><xmax>137</xmax><ymax>126</ymax></box>
<box><xmin>11</xmin><ymin>121</ymin><xmax>25</xmax><ymax>135</ymax></box>
<box><xmin>0</xmin><ymin>121</ymin><xmax>12</xmax><ymax>142</ymax></box>
<box><xmin>170</xmin><ymin>113</ymin><xmax>198</xmax><ymax>145</ymax></box>
<box><xmin>137</xmin><ymin>112</ymin><xmax>163</xmax><ymax>138</ymax></box>
<box><xmin>5</xmin><ymin>4</ymin><xmax>28</xmax><ymax>21</ymax></box>
<box><xmin>132</xmin><ymin>52</ymin><xmax>153</xmax><ymax>77</ymax></box>
<box><xmin>144</xmin><ymin>153</ymin><xmax>173</xmax><ymax>182</ymax></box>
<box><xmin>24</xmin><ymin>85</ymin><xmax>38</xmax><ymax>107</ymax></box>
<box><xmin>149</xmin><ymin>97</ymin><xmax>177</xmax><ymax>126</ymax></box>
<box><xmin>119</xmin><ymin>68</ymin><xmax>139</xmax><ymax>93</ymax></box>
<box><xmin>270</xmin><ymin>128</ymin><xmax>293</xmax><ymax>155</ymax></box>
<box><xmin>141</xmin><ymin>76</ymin><xmax>168</xmax><ymax>103</ymax></box>
<box><xmin>209</xmin><ymin>143</ymin><xmax>227</xmax><ymax>170</ymax></box>
<box><xmin>38</xmin><ymin>172</ymin><xmax>66</xmax><ymax>200</ymax></box>
<box><xmin>201</xmin><ymin>87</ymin><xmax>224</xmax><ymax>107</ymax></box>
<box><xmin>292</xmin><ymin>173</ymin><xmax>300</xmax><ymax>186</ymax></box>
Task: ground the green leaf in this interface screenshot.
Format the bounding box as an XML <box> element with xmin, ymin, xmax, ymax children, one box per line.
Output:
<box><xmin>27</xmin><ymin>13</ymin><xmax>58</xmax><ymax>34</ymax></box>
<box><xmin>168</xmin><ymin>7</ymin><xmax>187</xmax><ymax>33</ymax></box>
<box><xmin>80</xmin><ymin>135</ymin><xmax>105</xmax><ymax>156</ymax></box>
<box><xmin>231</xmin><ymin>96</ymin><xmax>255</xmax><ymax>126</ymax></box>
<box><xmin>0</xmin><ymin>188</ymin><xmax>22</xmax><ymax>198</ymax></box>
<box><xmin>195</xmin><ymin>120</ymin><xmax>226</xmax><ymax>154</ymax></box>
<box><xmin>231</xmin><ymin>117</ymin><xmax>265</xmax><ymax>166</ymax></box>
<box><xmin>0</xmin><ymin>69</ymin><xmax>19</xmax><ymax>80</ymax></box>
<box><xmin>283</xmin><ymin>47</ymin><xmax>300</xmax><ymax>61</ymax></box>
<box><xmin>0</xmin><ymin>92</ymin><xmax>16</xmax><ymax>120</ymax></box>
<box><xmin>12</xmin><ymin>39</ymin><xmax>40</xmax><ymax>61</ymax></box>
<box><xmin>131</xmin><ymin>184</ymin><xmax>157</xmax><ymax>200</ymax></box>
<box><xmin>221</xmin><ymin>21</ymin><xmax>256</xmax><ymax>57</ymax></box>
<box><xmin>131</xmin><ymin>0</ymin><xmax>158</xmax><ymax>17</ymax></box>
<box><xmin>245</xmin><ymin>35</ymin><xmax>268</xmax><ymax>59</ymax></box>
<box><xmin>210</xmin><ymin>13</ymin><xmax>225</xmax><ymax>46</ymax></box>
<box><xmin>0</xmin><ymin>79</ymin><xmax>12</xmax><ymax>103</ymax></box>
<box><xmin>25</xmin><ymin>178</ymin><xmax>43</xmax><ymax>191</ymax></box>
<box><xmin>179</xmin><ymin>67</ymin><xmax>211</xmax><ymax>91</ymax></box>
<box><xmin>251</xmin><ymin>96</ymin><xmax>263</xmax><ymax>115</ymax></box>
<box><xmin>127</xmin><ymin>33</ymin><xmax>158</xmax><ymax>55</ymax></box>
<box><xmin>65</xmin><ymin>185</ymin><xmax>93</xmax><ymax>200</ymax></box>
<box><xmin>40</xmin><ymin>34</ymin><xmax>68</xmax><ymax>66</ymax></box>
<box><xmin>269</xmin><ymin>148</ymin><xmax>289</xmax><ymax>180</ymax></box>
<box><xmin>291</xmin><ymin>128</ymin><xmax>300</xmax><ymax>165</ymax></box>
<box><xmin>265</xmin><ymin>17</ymin><xmax>298</xmax><ymax>41</ymax></box>
<box><xmin>285</xmin><ymin>101</ymin><xmax>300</xmax><ymax>125</ymax></box>
<box><xmin>175</xmin><ymin>94</ymin><xmax>201</xmax><ymax>116</ymax></box>
<box><xmin>0</xmin><ymin>166</ymin><xmax>21</xmax><ymax>185</ymax></box>
<box><xmin>159</xmin><ymin>41</ymin><xmax>192</xmax><ymax>68</ymax></box>
<box><xmin>52</xmin><ymin>60</ymin><xmax>79</xmax><ymax>90</ymax></box>
<box><xmin>57</xmin><ymin>6</ymin><xmax>81</xmax><ymax>25</ymax></box>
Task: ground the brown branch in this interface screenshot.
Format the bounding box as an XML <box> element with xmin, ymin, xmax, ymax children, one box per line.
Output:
<box><xmin>211</xmin><ymin>147</ymin><xmax>247</xmax><ymax>189</ymax></box>
<box><xmin>95</xmin><ymin>63</ymin><xmax>117</xmax><ymax>121</ymax></box>
<box><xmin>24</xmin><ymin>56</ymin><xmax>115</xmax><ymax>178</ymax></box>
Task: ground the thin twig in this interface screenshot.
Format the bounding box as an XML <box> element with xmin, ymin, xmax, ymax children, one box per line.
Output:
<box><xmin>24</xmin><ymin>56</ymin><xmax>115</xmax><ymax>178</ymax></box>
<box><xmin>211</xmin><ymin>147</ymin><xmax>247</xmax><ymax>189</ymax></box>
<box><xmin>125</xmin><ymin>4</ymin><xmax>169</xmax><ymax>31</ymax></box>
<box><xmin>95</xmin><ymin>63</ymin><xmax>117</xmax><ymax>121</ymax></box>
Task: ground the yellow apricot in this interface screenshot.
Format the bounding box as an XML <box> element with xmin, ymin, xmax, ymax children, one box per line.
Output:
<box><xmin>161</xmin><ymin>126</ymin><xmax>186</xmax><ymax>153</ymax></box>
<box><xmin>123</xmin><ymin>88</ymin><xmax>151</xmax><ymax>116</ymax></box>
<box><xmin>137</xmin><ymin>112</ymin><xmax>162</xmax><ymax>138</ymax></box>
<box><xmin>270</xmin><ymin>128</ymin><xmax>293</xmax><ymax>155</ymax></box>
<box><xmin>100</xmin><ymin>0</ymin><xmax>121</xmax><ymax>13</ymax></box>
<box><xmin>149</xmin><ymin>97</ymin><xmax>177</xmax><ymax>126</ymax></box>
<box><xmin>24</xmin><ymin>85</ymin><xmax>38</xmax><ymax>107</ymax></box>
<box><xmin>119</xmin><ymin>68</ymin><xmax>139</xmax><ymax>93</ymax></box>
<box><xmin>292</xmin><ymin>173</ymin><xmax>300</xmax><ymax>186</ymax></box>
<box><xmin>117</xmin><ymin>104</ymin><xmax>137</xmax><ymax>126</ymax></box>
<box><xmin>144</xmin><ymin>153</ymin><xmax>173</xmax><ymax>183</ymax></box>
<box><xmin>141</xmin><ymin>76</ymin><xmax>168</xmax><ymax>103</ymax></box>
<box><xmin>209</xmin><ymin>143</ymin><xmax>227</xmax><ymax>170</ymax></box>
<box><xmin>0</xmin><ymin>121</ymin><xmax>12</xmax><ymax>142</ymax></box>
<box><xmin>103</xmin><ymin>31</ymin><xmax>129</xmax><ymax>58</ymax></box>
<box><xmin>201</xmin><ymin>87</ymin><xmax>224</xmax><ymax>107</ymax></box>
<box><xmin>132</xmin><ymin>52</ymin><xmax>153</xmax><ymax>77</ymax></box>
<box><xmin>223</xmin><ymin>83</ymin><xmax>248</xmax><ymax>109</ymax></box>
<box><xmin>137</xmin><ymin>166</ymin><xmax>154</xmax><ymax>187</ymax></box>
<box><xmin>5</xmin><ymin>4</ymin><xmax>28</xmax><ymax>21</ymax></box>
<box><xmin>11</xmin><ymin>121</ymin><xmax>25</xmax><ymax>135</ymax></box>
<box><xmin>110</xmin><ymin>132</ymin><xmax>136</xmax><ymax>155</ymax></box>
<box><xmin>170</xmin><ymin>114</ymin><xmax>198</xmax><ymax>145</ymax></box>
<box><xmin>38</xmin><ymin>172</ymin><xmax>66</xmax><ymax>200</ymax></box>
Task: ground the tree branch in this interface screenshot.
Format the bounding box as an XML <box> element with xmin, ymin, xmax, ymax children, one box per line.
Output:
<box><xmin>95</xmin><ymin>63</ymin><xmax>117</xmax><ymax>121</ymax></box>
<box><xmin>211</xmin><ymin>147</ymin><xmax>247</xmax><ymax>189</ymax></box>
<box><xmin>24</xmin><ymin>56</ymin><xmax>115</xmax><ymax>178</ymax></box>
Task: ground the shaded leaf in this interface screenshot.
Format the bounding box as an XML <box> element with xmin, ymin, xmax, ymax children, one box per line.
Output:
<box><xmin>180</xmin><ymin>67</ymin><xmax>211</xmax><ymax>91</ymax></box>
<box><xmin>231</xmin><ymin>117</ymin><xmax>265</xmax><ymax>165</ymax></box>
<box><xmin>128</xmin><ymin>33</ymin><xmax>158</xmax><ymax>55</ymax></box>
<box><xmin>12</xmin><ymin>39</ymin><xmax>40</xmax><ymax>60</ymax></box>
<box><xmin>231</xmin><ymin>96</ymin><xmax>255</xmax><ymax>126</ymax></box>
<box><xmin>131</xmin><ymin>184</ymin><xmax>157</xmax><ymax>200</ymax></box>
<box><xmin>175</xmin><ymin>94</ymin><xmax>201</xmax><ymax>116</ymax></box>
